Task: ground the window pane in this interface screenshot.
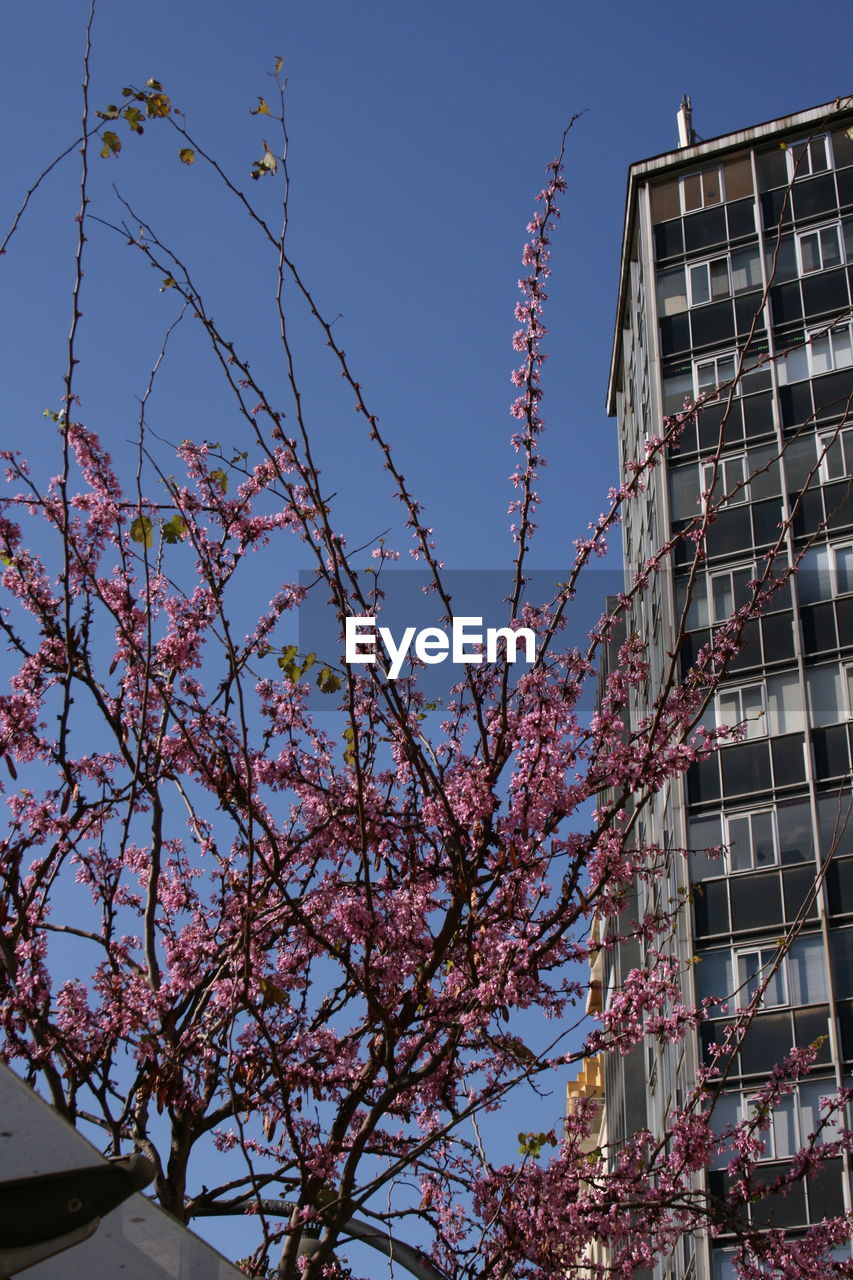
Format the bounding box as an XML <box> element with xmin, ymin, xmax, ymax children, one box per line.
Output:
<box><xmin>800</xmin><ymin>1077</ymin><xmax>843</xmax><ymax>1144</ymax></box>
<box><xmin>777</xmin><ymin>344</ymin><xmax>809</xmax><ymax>385</ymax></box>
<box><xmin>703</xmin><ymin>170</ymin><xmax>722</xmax><ymax>205</ymax></box>
<box><xmin>731</xmin><ymin>246</ymin><xmax>761</xmax><ymax>293</ymax></box>
<box><xmin>724</xmin><ymin>156</ymin><xmax>753</xmax><ymax>201</ymax></box>
<box><xmin>810</xmin><ymin>137</ymin><xmax>829</xmax><ymax>173</ymax></box>
<box><xmin>788</xmin><ymin>935</ymin><xmax>827</xmax><ymax>1004</ymax></box>
<box><xmin>801</xmin><ymin>232</ymin><xmax>820</xmax><ymax>273</ymax></box>
<box><xmin>821</xmin><ymin>226</ymin><xmax>842</xmax><ymax>268</ymax></box>
<box><xmin>767</xmin><ymin>235</ymin><xmax>798</xmax><ymax>283</ymax></box>
<box><xmin>832</xmin><ymin>325</ymin><xmax>853</xmax><ymax>368</ymax></box>
<box><xmin>696</xmin><ymin>948</ymin><xmax>733</xmax><ymax>1001</ymax></box>
<box><xmin>663</xmin><ymin>369</ymin><xmax>693</xmax><ymax>416</ymax></box>
<box><xmin>728</xmin><ymin>814</ymin><xmax>752</xmax><ymax>871</ymax></box>
<box><xmin>778</xmin><ymin>799</ymin><xmax>814</xmax><ymax>864</ymax></box>
<box><xmin>752</xmin><ymin>811</ymin><xmax>776</xmax><ymax>867</ymax></box>
<box><xmin>657</xmin><ymin>267</ymin><xmax>688</xmax><ymax>317</ymax></box>
<box><xmin>742</xmin><ymin>685</ymin><xmax>767</xmax><ymax>738</ymax></box>
<box><xmin>670</xmin><ymin>465</ymin><xmax>700</xmax><ymax>520</ymax></box>
<box><xmin>768</xmin><ymin>672</ymin><xmax>804</xmax><ymax>735</ymax></box>
<box><xmin>711</xmin><ymin>259</ymin><xmax>730</xmax><ymax>299</ymax></box>
<box><xmin>712</xmin><ymin>573</ymin><xmax>734</xmax><ymax>622</ymax></box>
<box><xmin>690</xmin><ymin>263</ymin><xmax>710</xmax><ymax>306</ymax></box>
<box><xmin>799</xmin><ymin>546</ymin><xmax>832</xmax><ymax>604</ymax></box>
<box><xmin>836</xmin><ymin>546</ymin><xmax>853</xmax><ymax>594</ymax></box>
<box><xmin>689</xmin><ymin>813</ymin><xmax>724</xmax><ymax>879</ymax></box>
<box><xmin>683</xmin><ymin>173</ymin><xmax>703</xmax><ymax>212</ymax></box>
<box><xmin>811</xmin><ymin>332</ymin><xmax>832</xmax><ymax>375</ymax></box>
<box><xmin>651</xmin><ymin>178</ymin><xmax>681</xmax><ymax>223</ymax></box>
<box><xmin>823</xmin><ymin>435</ymin><xmax>845</xmax><ymax>480</ymax></box>
<box><xmin>773</xmin><ymin>1093</ymin><xmax>798</xmax><ymax>1157</ymax></box>
<box><xmin>807</xmin><ymin>665</ymin><xmax>843</xmax><ymax>727</ymax></box>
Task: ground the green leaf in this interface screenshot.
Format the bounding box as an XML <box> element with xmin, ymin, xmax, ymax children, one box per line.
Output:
<box><xmin>97</xmin><ymin>104</ymin><xmax>119</xmax><ymax>120</ymax></box>
<box><xmin>278</xmin><ymin>645</ymin><xmax>298</xmax><ymax>667</ymax></box>
<box><xmin>161</xmin><ymin>515</ymin><xmax>186</xmax><ymax>544</ymax></box>
<box><xmin>160</xmin><ymin>276</ymin><xmax>176</xmax><ymax>292</ymax></box>
<box><xmin>299</xmin><ymin>653</ymin><xmax>316</xmax><ymax>679</ymax></box>
<box><xmin>317</xmin><ymin>666</ymin><xmax>342</xmax><ymax>694</ymax></box>
<box><xmin>130</xmin><ymin>516</ymin><xmax>153</xmax><ymax>547</ymax></box>
<box><xmin>258</xmin><ymin>976</ymin><xmax>289</xmax><ymax>1006</ymax></box>
<box><xmin>209</xmin><ymin>467</ymin><xmax>228</xmax><ymax>494</ymax></box>
<box><xmin>100</xmin><ymin>130</ymin><xmax>122</xmax><ymax>159</ymax></box>
<box><xmin>0</xmin><ymin>554</ymin><xmax>12</xmax><ymax>567</ymax></box>
<box><xmin>178</xmin><ymin>148</ymin><xmax>195</xmax><ymax>165</ymax></box>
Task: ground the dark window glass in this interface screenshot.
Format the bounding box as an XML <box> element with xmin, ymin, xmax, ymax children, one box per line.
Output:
<box><xmin>740</xmin><ymin>1011</ymin><xmax>791</xmax><ymax>1073</ymax></box>
<box><xmin>730</xmin><ymin>869</ymin><xmax>782</xmax><ymax>930</ymax></box>
<box><xmin>742</xmin><ymin>391</ymin><xmax>774</xmax><ymax>438</ymax></box>
<box><xmin>767</xmin><ymin>234</ymin><xmax>798</xmax><ymax>284</ymax></box>
<box><xmin>837</xmin><ymin>596</ymin><xmax>853</xmax><ymax>645</ymax></box>
<box><xmin>827</xmin><ymin>858</ymin><xmax>853</xmax><ymax>916</ymax></box>
<box><xmin>655</xmin><ymin>220</ymin><xmax>684</xmax><ymax>261</ymax></box>
<box><xmin>812</xmin><ymin>725</ymin><xmax>851</xmax><ymax>780</ymax></box>
<box><xmin>838</xmin><ymin>166</ymin><xmax>853</xmax><ymax>210</ymax></box>
<box><xmin>691</xmin><ymin>301</ymin><xmax>737</xmax><ymax>349</ymax></box>
<box><xmin>751</xmin><ymin>498</ymin><xmax>783</xmax><ymax>547</ymax></box>
<box><xmin>726</xmin><ymin>199</ymin><xmax>756</xmax><ymax>240</ymax></box>
<box><xmin>793</xmin><ymin>1007</ymin><xmax>832</xmax><ymax>1063</ymax></box>
<box><xmin>791</xmin><ymin>488</ymin><xmax>825</xmax><ymax>538</ymax></box>
<box><xmin>825</xmin><ymin>482</ymin><xmax>853</xmax><ymax>533</ymax></box>
<box><xmin>833</xmin><ymin>129</ymin><xmax>853</xmax><ymax>169</ymax></box>
<box><xmin>831</xmin><ymin>928</ymin><xmax>853</xmax><ymax>996</ymax></box>
<box><xmin>802</xmin><ymin>268</ymin><xmax>850</xmax><ymax>321</ymax></box>
<box><xmin>779</xmin><ymin>380</ymin><xmax>814</xmax><ymax>429</ymax></box>
<box><xmin>838</xmin><ymin>1001</ymin><xmax>853</xmax><ymax>1058</ymax></box>
<box><xmin>770</xmin><ymin>282</ymin><xmax>803</xmax><ymax>326</ymax></box>
<box><xmin>728</xmin><ymin>621</ymin><xmax>761</xmax><ymax>672</ymax></box>
<box><xmin>751</xmin><ymin>1161</ymin><xmax>808</xmax><ymax>1228</ymax></box>
<box><xmin>779</xmin><ymin>798</ymin><xmax>814</xmax><ymax>863</ymax></box>
<box><xmin>659</xmin><ymin>313</ymin><xmax>691</xmax><ymax>356</ymax></box>
<box><xmin>701</xmin><ymin>1019</ymin><xmax>734</xmax><ymax>1069</ymax></box>
<box><xmin>684</xmin><ymin>207</ymin><xmax>727</xmax><ymax>253</ymax></box>
<box><xmin>801</xmin><ymin>603</ymin><xmax>837</xmax><ymax>654</ymax></box>
<box><xmin>793</xmin><ymin>174</ymin><xmax>839</xmax><ymax>221</ymax></box>
<box><xmin>757</xmin><ymin>148</ymin><xmax>789</xmax><ymax>192</ymax></box>
<box><xmin>807</xmin><ymin>1159</ymin><xmax>846</xmax><ymax>1221</ymax></box>
<box><xmin>771</xmin><ymin>733</ymin><xmax>807</xmax><ymax>787</ymax></box>
<box><xmin>734</xmin><ymin>291</ymin><xmax>764</xmax><ymax>336</ymax></box>
<box><xmin>693</xmin><ymin>877</ymin><xmax>729</xmax><ymax>935</ymax></box>
<box><xmin>783</xmin><ymin>865</ymin><xmax>817</xmax><ymax>919</ymax></box>
<box><xmin>762</xmin><ymin>611</ymin><xmax>795</xmax><ymax>663</ymax></box>
<box><xmin>818</xmin><ymin>792</ymin><xmax>853</xmax><ymax>858</ymax></box>
<box><xmin>813</xmin><ymin>367</ymin><xmax>853</xmax><ymax>418</ymax></box>
<box><xmin>762</xmin><ymin>188</ymin><xmax>794</xmax><ymax>230</ymax></box>
<box><xmin>706</xmin><ymin>506</ymin><xmax>753</xmax><ymax>559</ymax></box>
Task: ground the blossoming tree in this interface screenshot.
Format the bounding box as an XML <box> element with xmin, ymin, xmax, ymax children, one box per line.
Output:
<box><xmin>1</xmin><ymin>18</ymin><xmax>852</xmax><ymax>1280</ymax></box>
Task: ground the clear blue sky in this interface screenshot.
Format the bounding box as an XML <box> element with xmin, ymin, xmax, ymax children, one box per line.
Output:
<box><xmin>2</xmin><ymin>0</ymin><xmax>852</xmax><ymax>1267</ymax></box>
<box><xmin>4</xmin><ymin>1</ymin><xmax>852</xmax><ymax>582</ymax></box>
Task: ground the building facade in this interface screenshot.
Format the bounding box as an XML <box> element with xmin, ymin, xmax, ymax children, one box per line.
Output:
<box><xmin>606</xmin><ymin>99</ymin><xmax>853</xmax><ymax>1279</ymax></box>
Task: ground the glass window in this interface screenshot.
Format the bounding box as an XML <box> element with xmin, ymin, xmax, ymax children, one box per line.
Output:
<box><xmin>703</xmin><ymin>454</ymin><xmax>747</xmax><ymax>505</ymax></box>
<box><xmin>656</xmin><ymin>267</ymin><xmax>687</xmax><ymax>317</ymax></box>
<box><xmin>777</xmin><ymin>798</ymin><xmax>814</xmax><ymax>864</ymax></box>
<box><xmin>739</xmin><ymin>946</ymin><xmax>786</xmax><ymax>1006</ymax></box>
<box><xmin>683</xmin><ymin>167</ymin><xmax>723</xmax><ymax>212</ymax></box>
<box><xmin>731</xmin><ymin>245</ymin><xmax>762</xmax><ymax>293</ymax></box>
<box><xmin>696</xmin><ymin>948</ymin><xmax>733</xmax><ymax>1002</ymax></box>
<box><xmin>798</xmin><ymin>225</ymin><xmax>842</xmax><ymax>274</ymax></box>
<box><xmin>690</xmin><ymin>257</ymin><xmax>730</xmax><ymax>306</ymax></box>
<box><xmin>787</xmin><ymin>934</ymin><xmax>827</xmax><ymax>1005</ymax></box>
<box><xmin>696</xmin><ymin>352</ymin><xmax>737</xmax><ymax>394</ymax></box>
<box><xmin>663</xmin><ymin>367</ymin><xmax>693</xmax><ymax>416</ymax></box>
<box><xmin>650</xmin><ymin>177</ymin><xmax>681</xmax><ymax>223</ymax></box>
<box><xmin>766</xmin><ymin>234</ymin><xmax>798</xmax><ymax>283</ymax></box>
<box><xmin>728</xmin><ymin>809</ymin><xmax>776</xmax><ymax>871</ymax></box>
<box><xmin>788</xmin><ymin>135</ymin><xmax>831</xmax><ymax>178</ymax></box>
<box><xmin>669</xmin><ymin>465</ymin><xmax>700</xmax><ymax>521</ymax></box>
<box><xmin>689</xmin><ymin>813</ymin><xmax>724</xmax><ymax>880</ymax></box>
<box><xmin>723</xmin><ymin>155</ymin><xmax>753</xmax><ymax>201</ymax></box>
<box><xmin>767</xmin><ymin>672</ymin><xmax>805</xmax><ymax>735</ymax></box>
<box><xmin>806</xmin><ymin>664</ymin><xmax>844</xmax><ymax>727</ymax></box>
<box><xmin>798</xmin><ymin>545</ymin><xmax>834</xmax><ymax>604</ymax></box>
<box><xmin>718</xmin><ymin>683</ymin><xmax>766</xmax><ymax>740</ymax></box>
<box><xmin>711</xmin><ymin>565</ymin><xmax>754</xmax><ymax>622</ymax></box>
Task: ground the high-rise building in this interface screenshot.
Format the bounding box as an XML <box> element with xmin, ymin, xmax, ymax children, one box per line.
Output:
<box><xmin>605</xmin><ymin>97</ymin><xmax>853</xmax><ymax>1280</ymax></box>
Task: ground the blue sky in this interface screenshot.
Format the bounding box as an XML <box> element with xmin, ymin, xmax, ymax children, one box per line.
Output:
<box><xmin>4</xmin><ymin>1</ymin><xmax>852</xmax><ymax>584</ymax></box>
<box><xmin>2</xmin><ymin>0</ymin><xmax>853</xmax><ymax>1267</ymax></box>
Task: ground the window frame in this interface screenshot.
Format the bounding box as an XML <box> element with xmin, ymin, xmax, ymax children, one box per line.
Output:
<box><xmin>786</xmin><ymin>134</ymin><xmax>832</xmax><ymax>180</ymax></box>
<box><xmin>702</xmin><ymin>455</ymin><xmax>749</xmax><ymax>509</ymax></box>
<box><xmin>681</xmin><ymin>166</ymin><xmax>724</xmax><ymax>213</ymax></box>
<box><xmin>795</xmin><ymin>222</ymin><xmax>843</xmax><ymax>275</ymax></box>
<box><xmin>688</xmin><ymin>255</ymin><xmax>731</xmax><ymax>307</ymax></box>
